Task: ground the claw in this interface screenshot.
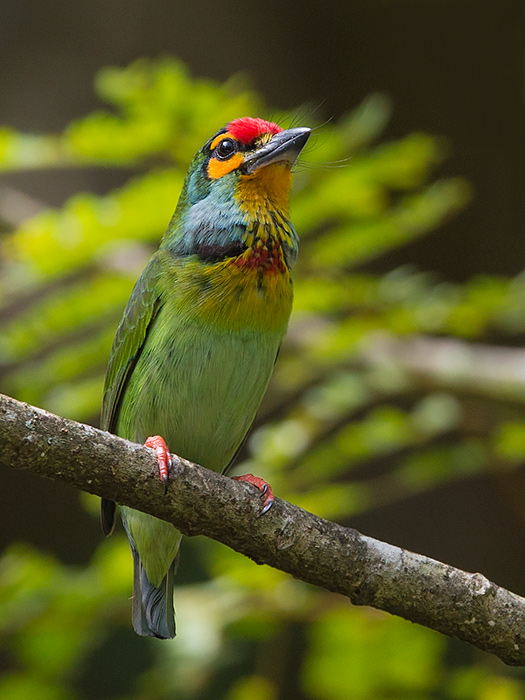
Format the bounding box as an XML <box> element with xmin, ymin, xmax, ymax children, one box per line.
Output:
<box><xmin>145</xmin><ymin>435</ymin><xmax>172</xmax><ymax>494</ymax></box>
<box><xmin>232</xmin><ymin>473</ymin><xmax>274</xmax><ymax>515</ymax></box>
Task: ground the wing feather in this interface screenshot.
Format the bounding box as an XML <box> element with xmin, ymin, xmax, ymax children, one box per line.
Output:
<box><xmin>100</xmin><ymin>252</ymin><xmax>165</xmax><ymax>535</ymax></box>
<box><xmin>101</xmin><ymin>253</ymin><xmax>164</xmax><ymax>433</ymax></box>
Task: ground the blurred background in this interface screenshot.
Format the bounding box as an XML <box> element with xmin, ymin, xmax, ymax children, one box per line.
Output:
<box><xmin>1</xmin><ymin>1</ymin><xmax>524</xmax><ymax>698</ymax></box>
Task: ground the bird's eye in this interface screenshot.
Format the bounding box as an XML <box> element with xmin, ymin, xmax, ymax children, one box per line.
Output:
<box><xmin>215</xmin><ymin>138</ymin><xmax>237</xmax><ymax>160</ymax></box>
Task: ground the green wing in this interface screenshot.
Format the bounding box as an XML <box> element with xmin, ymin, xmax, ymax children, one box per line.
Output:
<box><xmin>101</xmin><ymin>252</ymin><xmax>164</xmax><ymax>535</ymax></box>
<box><xmin>102</xmin><ymin>252</ymin><xmax>164</xmax><ymax>434</ymax></box>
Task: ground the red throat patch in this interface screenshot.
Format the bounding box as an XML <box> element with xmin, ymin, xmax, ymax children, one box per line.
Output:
<box><xmin>228</xmin><ymin>117</ymin><xmax>282</xmax><ymax>145</ymax></box>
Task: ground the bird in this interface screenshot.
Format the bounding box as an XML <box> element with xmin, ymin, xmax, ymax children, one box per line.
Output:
<box><xmin>100</xmin><ymin>117</ymin><xmax>311</xmax><ymax>639</ymax></box>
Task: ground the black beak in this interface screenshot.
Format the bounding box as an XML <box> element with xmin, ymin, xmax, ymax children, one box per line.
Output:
<box><xmin>242</xmin><ymin>127</ymin><xmax>311</xmax><ymax>174</ymax></box>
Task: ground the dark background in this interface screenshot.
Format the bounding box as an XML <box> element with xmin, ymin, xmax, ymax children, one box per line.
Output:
<box><xmin>1</xmin><ymin>0</ymin><xmax>524</xmax><ymax>591</ymax></box>
<box><xmin>2</xmin><ymin>0</ymin><xmax>523</xmax><ymax>279</ymax></box>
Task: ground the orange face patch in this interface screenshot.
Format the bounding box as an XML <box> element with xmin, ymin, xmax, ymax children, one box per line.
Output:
<box><xmin>210</xmin><ymin>132</ymin><xmax>231</xmax><ymax>151</ymax></box>
<box><xmin>207</xmin><ymin>152</ymin><xmax>244</xmax><ymax>180</ymax></box>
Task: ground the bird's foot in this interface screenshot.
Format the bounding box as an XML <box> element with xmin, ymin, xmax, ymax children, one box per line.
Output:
<box><xmin>232</xmin><ymin>473</ymin><xmax>274</xmax><ymax>515</ymax></box>
<box><xmin>145</xmin><ymin>435</ymin><xmax>173</xmax><ymax>494</ymax></box>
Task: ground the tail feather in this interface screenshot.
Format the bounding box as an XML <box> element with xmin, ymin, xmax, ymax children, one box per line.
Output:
<box><xmin>131</xmin><ymin>546</ymin><xmax>178</xmax><ymax>639</ymax></box>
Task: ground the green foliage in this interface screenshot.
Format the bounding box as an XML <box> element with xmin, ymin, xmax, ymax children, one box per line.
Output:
<box><xmin>1</xmin><ymin>57</ymin><xmax>524</xmax><ymax>698</ymax></box>
<box><xmin>303</xmin><ymin>608</ymin><xmax>443</xmax><ymax>699</ymax></box>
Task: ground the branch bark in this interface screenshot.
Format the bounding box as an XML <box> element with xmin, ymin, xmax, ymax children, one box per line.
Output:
<box><xmin>1</xmin><ymin>391</ymin><xmax>524</xmax><ymax>665</ymax></box>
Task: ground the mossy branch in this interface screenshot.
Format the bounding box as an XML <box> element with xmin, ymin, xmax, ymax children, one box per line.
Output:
<box><xmin>1</xmin><ymin>391</ymin><xmax>524</xmax><ymax>665</ymax></box>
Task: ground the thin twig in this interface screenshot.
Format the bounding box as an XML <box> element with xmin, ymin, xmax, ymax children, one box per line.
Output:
<box><xmin>363</xmin><ymin>335</ymin><xmax>525</xmax><ymax>402</ymax></box>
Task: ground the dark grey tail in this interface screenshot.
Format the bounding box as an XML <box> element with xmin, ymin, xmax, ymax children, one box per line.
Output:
<box><xmin>131</xmin><ymin>546</ymin><xmax>178</xmax><ymax>639</ymax></box>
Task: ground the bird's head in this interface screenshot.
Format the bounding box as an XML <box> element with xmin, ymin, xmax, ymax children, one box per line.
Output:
<box><xmin>165</xmin><ymin>118</ymin><xmax>310</xmax><ymax>269</ymax></box>
<box><xmin>186</xmin><ymin>117</ymin><xmax>310</xmax><ymax>211</ymax></box>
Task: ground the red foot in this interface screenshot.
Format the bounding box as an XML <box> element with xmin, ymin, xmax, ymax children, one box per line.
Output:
<box><xmin>232</xmin><ymin>473</ymin><xmax>274</xmax><ymax>515</ymax></box>
<box><xmin>145</xmin><ymin>435</ymin><xmax>172</xmax><ymax>493</ymax></box>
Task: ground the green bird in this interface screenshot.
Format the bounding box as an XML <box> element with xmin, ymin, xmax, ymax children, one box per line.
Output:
<box><xmin>101</xmin><ymin>117</ymin><xmax>310</xmax><ymax>639</ymax></box>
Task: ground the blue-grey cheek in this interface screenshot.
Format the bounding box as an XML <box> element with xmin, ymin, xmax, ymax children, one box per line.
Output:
<box><xmin>188</xmin><ymin>168</ymin><xmax>211</xmax><ymax>204</ymax></box>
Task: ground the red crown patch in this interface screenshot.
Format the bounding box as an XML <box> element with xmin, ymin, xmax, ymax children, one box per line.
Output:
<box><xmin>228</xmin><ymin>117</ymin><xmax>282</xmax><ymax>145</ymax></box>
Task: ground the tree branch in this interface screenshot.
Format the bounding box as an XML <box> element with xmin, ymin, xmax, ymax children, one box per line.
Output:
<box><xmin>363</xmin><ymin>334</ymin><xmax>525</xmax><ymax>403</ymax></box>
<box><xmin>1</xmin><ymin>391</ymin><xmax>524</xmax><ymax>665</ymax></box>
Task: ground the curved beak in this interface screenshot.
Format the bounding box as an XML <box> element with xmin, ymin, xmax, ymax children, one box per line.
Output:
<box><xmin>242</xmin><ymin>127</ymin><xmax>311</xmax><ymax>174</ymax></box>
